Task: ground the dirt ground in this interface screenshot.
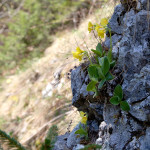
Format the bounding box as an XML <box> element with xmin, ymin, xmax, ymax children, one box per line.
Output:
<box><xmin>0</xmin><ymin>1</ymin><xmax>118</xmax><ymax>149</ymax></box>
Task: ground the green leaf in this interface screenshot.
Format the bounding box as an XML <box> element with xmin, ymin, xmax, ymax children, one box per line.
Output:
<box><xmin>105</xmin><ymin>72</ymin><xmax>114</xmax><ymax>81</ymax></box>
<box><xmin>87</xmin><ymin>81</ymin><xmax>97</xmax><ymax>92</ymax></box>
<box><xmin>110</xmin><ymin>60</ymin><xmax>116</xmax><ymax>68</ymax></box>
<box><xmin>91</xmin><ymin>49</ymin><xmax>101</xmax><ymax>57</ymax></box>
<box><xmin>45</xmin><ymin>139</ymin><xmax>51</xmax><ymax>145</ymax></box>
<box><xmin>98</xmin><ymin>57</ymin><xmax>104</xmax><ymax>66</ymax></box>
<box><xmin>114</xmin><ymin>84</ymin><xmax>123</xmax><ymax>101</ymax></box>
<box><xmin>75</xmin><ymin>128</ymin><xmax>87</xmax><ymax>136</ymax></box>
<box><xmin>89</xmin><ymin>64</ymin><xmax>100</xmax><ymax>68</ymax></box>
<box><xmin>110</xmin><ymin>96</ymin><xmax>120</xmax><ymax>105</ymax></box>
<box><xmin>93</xmin><ymin>89</ymin><xmax>99</xmax><ymax>98</ymax></box>
<box><xmin>102</xmin><ymin>56</ymin><xmax>110</xmax><ymax>75</ymax></box>
<box><xmin>88</xmin><ymin>66</ymin><xmax>99</xmax><ymax>82</ymax></box>
<box><xmin>0</xmin><ymin>129</ymin><xmax>26</xmax><ymax>150</ymax></box>
<box><xmin>120</xmin><ymin>101</ymin><xmax>130</xmax><ymax>111</ymax></box>
<box><xmin>96</xmin><ymin>43</ymin><xmax>103</xmax><ymax>56</ymax></box>
<box><xmin>103</xmin><ymin>50</ymin><xmax>106</xmax><ymax>56</ymax></box>
<box><xmin>107</xmin><ymin>48</ymin><xmax>112</xmax><ymax>63</ymax></box>
<box><xmin>97</xmin><ymin>67</ymin><xmax>105</xmax><ymax>80</ymax></box>
<box><xmin>98</xmin><ymin>79</ymin><xmax>106</xmax><ymax>89</ymax></box>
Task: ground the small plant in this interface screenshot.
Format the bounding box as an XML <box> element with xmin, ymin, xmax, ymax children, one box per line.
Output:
<box><xmin>72</xmin><ymin>18</ymin><xmax>130</xmax><ymax>112</ymax></box>
<box><xmin>0</xmin><ymin>129</ymin><xmax>26</xmax><ymax>150</ymax></box>
<box><xmin>87</xmin><ymin>55</ymin><xmax>114</xmax><ymax>97</ymax></box>
<box><xmin>75</xmin><ymin>124</ymin><xmax>88</xmax><ymax>140</ymax></box>
<box><xmin>75</xmin><ymin>112</ymin><xmax>88</xmax><ymax>140</ymax></box>
<box><xmin>40</xmin><ymin>125</ymin><xmax>58</xmax><ymax>150</ymax></box>
<box><xmin>110</xmin><ymin>84</ymin><xmax>130</xmax><ymax>111</ymax></box>
<box><xmin>86</xmin><ymin>19</ymin><xmax>115</xmax><ymax>96</ymax></box>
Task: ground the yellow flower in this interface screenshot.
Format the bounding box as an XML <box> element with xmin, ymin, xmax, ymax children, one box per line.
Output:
<box><xmin>97</xmin><ymin>29</ymin><xmax>105</xmax><ymax>39</ymax></box>
<box><xmin>76</xmin><ymin>47</ymin><xmax>84</xmax><ymax>53</ymax></box>
<box><xmin>72</xmin><ymin>52</ymin><xmax>83</xmax><ymax>61</ymax></box>
<box><xmin>72</xmin><ymin>47</ymin><xmax>84</xmax><ymax>61</ymax></box>
<box><xmin>100</xmin><ymin>18</ymin><xmax>108</xmax><ymax>27</ymax></box>
<box><xmin>95</xmin><ymin>23</ymin><xmax>102</xmax><ymax>32</ymax></box>
<box><xmin>80</xmin><ymin>111</ymin><xmax>87</xmax><ymax>124</ymax></box>
<box><xmin>88</xmin><ymin>21</ymin><xmax>93</xmax><ymax>33</ymax></box>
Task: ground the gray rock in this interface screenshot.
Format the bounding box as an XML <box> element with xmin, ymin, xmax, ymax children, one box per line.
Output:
<box><xmin>96</xmin><ymin>121</ymin><xmax>113</xmax><ymax>150</ymax></box>
<box><xmin>73</xmin><ymin>144</ymin><xmax>85</xmax><ymax>150</ymax></box>
<box><xmin>104</xmin><ymin>34</ymin><xmax>122</xmax><ymax>49</ymax></box>
<box><xmin>89</xmin><ymin>103</ymin><xmax>104</xmax><ymax>122</ymax></box>
<box><xmin>66</xmin><ymin>123</ymin><xmax>83</xmax><ymax>149</ymax></box>
<box><xmin>53</xmin><ymin>133</ymin><xmax>70</xmax><ymax>150</ymax></box>
<box><xmin>130</xmin><ymin>96</ymin><xmax>150</xmax><ymax>122</ymax></box>
<box><xmin>108</xmin><ymin>4</ymin><xmax>125</xmax><ymax>35</ymax></box>
<box><xmin>139</xmin><ymin>127</ymin><xmax>150</xmax><ymax>150</ymax></box>
<box><xmin>68</xmin><ymin>1</ymin><xmax>150</xmax><ymax>150</ymax></box>
<box><xmin>71</xmin><ymin>66</ymin><xmax>87</xmax><ymax>108</ymax></box>
<box><xmin>125</xmin><ymin>136</ymin><xmax>140</xmax><ymax>150</ymax></box>
<box><xmin>136</xmin><ymin>1</ymin><xmax>142</xmax><ymax>11</ymax></box>
<box><xmin>80</xmin><ymin>83</ymin><xmax>88</xmax><ymax>97</ymax></box>
<box><xmin>139</xmin><ymin>0</ymin><xmax>150</xmax><ymax>10</ymax></box>
<box><xmin>87</xmin><ymin>119</ymin><xmax>99</xmax><ymax>133</ymax></box>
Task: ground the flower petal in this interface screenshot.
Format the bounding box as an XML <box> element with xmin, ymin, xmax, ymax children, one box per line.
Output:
<box><xmin>97</xmin><ymin>29</ymin><xmax>105</xmax><ymax>38</ymax></box>
<box><xmin>88</xmin><ymin>21</ymin><xmax>93</xmax><ymax>33</ymax></box>
<box><xmin>100</xmin><ymin>18</ymin><xmax>108</xmax><ymax>26</ymax></box>
<box><xmin>76</xmin><ymin>47</ymin><xmax>84</xmax><ymax>53</ymax></box>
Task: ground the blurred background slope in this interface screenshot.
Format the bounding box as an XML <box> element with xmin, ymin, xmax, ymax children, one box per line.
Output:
<box><xmin>0</xmin><ymin>0</ymin><xmax>119</xmax><ymax>149</ymax></box>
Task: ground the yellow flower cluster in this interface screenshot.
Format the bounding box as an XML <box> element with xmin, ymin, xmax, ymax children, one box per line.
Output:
<box><xmin>72</xmin><ymin>47</ymin><xmax>84</xmax><ymax>61</ymax></box>
<box><xmin>80</xmin><ymin>111</ymin><xmax>87</xmax><ymax>124</ymax></box>
<box><xmin>72</xmin><ymin>18</ymin><xmax>108</xmax><ymax>62</ymax></box>
<box><xmin>88</xmin><ymin>18</ymin><xmax>108</xmax><ymax>39</ymax></box>
<box><xmin>88</xmin><ymin>21</ymin><xmax>93</xmax><ymax>33</ymax></box>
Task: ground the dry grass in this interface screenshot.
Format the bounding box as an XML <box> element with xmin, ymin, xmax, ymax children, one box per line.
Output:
<box><xmin>0</xmin><ymin>1</ymin><xmax>118</xmax><ymax>149</ymax></box>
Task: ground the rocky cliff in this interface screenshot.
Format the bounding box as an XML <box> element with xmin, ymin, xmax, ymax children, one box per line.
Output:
<box><xmin>54</xmin><ymin>0</ymin><xmax>150</xmax><ymax>149</ymax></box>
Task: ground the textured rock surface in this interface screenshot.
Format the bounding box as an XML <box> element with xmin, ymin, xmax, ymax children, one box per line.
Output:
<box><xmin>70</xmin><ymin>1</ymin><xmax>150</xmax><ymax>150</ymax></box>
<box><xmin>66</xmin><ymin>123</ymin><xmax>83</xmax><ymax>149</ymax></box>
<box><xmin>53</xmin><ymin>123</ymin><xmax>84</xmax><ymax>150</ymax></box>
<box><xmin>53</xmin><ymin>133</ymin><xmax>70</xmax><ymax>150</ymax></box>
<box><xmin>53</xmin><ymin>1</ymin><xmax>150</xmax><ymax>149</ymax></box>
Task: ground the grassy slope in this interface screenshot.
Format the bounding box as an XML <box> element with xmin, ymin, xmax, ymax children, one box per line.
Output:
<box><xmin>0</xmin><ymin>1</ymin><xmax>118</xmax><ymax>149</ymax></box>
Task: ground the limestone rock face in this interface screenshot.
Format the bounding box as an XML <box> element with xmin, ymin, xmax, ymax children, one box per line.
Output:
<box><xmin>53</xmin><ymin>123</ymin><xmax>84</xmax><ymax>150</ymax></box>
<box><xmin>70</xmin><ymin>1</ymin><xmax>150</xmax><ymax>150</ymax></box>
<box><xmin>53</xmin><ymin>1</ymin><xmax>150</xmax><ymax>149</ymax></box>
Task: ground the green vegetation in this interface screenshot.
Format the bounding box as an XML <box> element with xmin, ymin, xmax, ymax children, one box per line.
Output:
<box><xmin>110</xmin><ymin>85</ymin><xmax>130</xmax><ymax>111</ymax></box>
<box><xmin>0</xmin><ymin>129</ymin><xmax>26</xmax><ymax>150</ymax></box>
<box><xmin>75</xmin><ymin>112</ymin><xmax>88</xmax><ymax>140</ymax></box>
<box><xmin>75</xmin><ymin>124</ymin><xmax>88</xmax><ymax>140</ymax></box>
<box><xmin>86</xmin><ymin>27</ymin><xmax>130</xmax><ymax>111</ymax></box>
<box><xmin>0</xmin><ymin>125</ymin><xmax>58</xmax><ymax>150</ymax></box>
<box><xmin>40</xmin><ymin>125</ymin><xmax>58</xmax><ymax>150</ymax></box>
<box><xmin>72</xmin><ymin>19</ymin><xmax>130</xmax><ymax>111</ymax></box>
<box><xmin>0</xmin><ymin>0</ymin><xmax>89</xmax><ymax>75</ymax></box>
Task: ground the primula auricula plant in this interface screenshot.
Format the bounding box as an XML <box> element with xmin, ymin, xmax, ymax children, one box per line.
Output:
<box><xmin>75</xmin><ymin>111</ymin><xmax>88</xmax><ymax>140</ymax></box>
<box><xmin>88</xmin><ymin>18</ymin><xmax>108</xmax><ymax>39</ymax></box>
<box><xmin>72</xmin><ymin>18</ymin><xmax>130</xmax><ymax>111</ymax></box>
